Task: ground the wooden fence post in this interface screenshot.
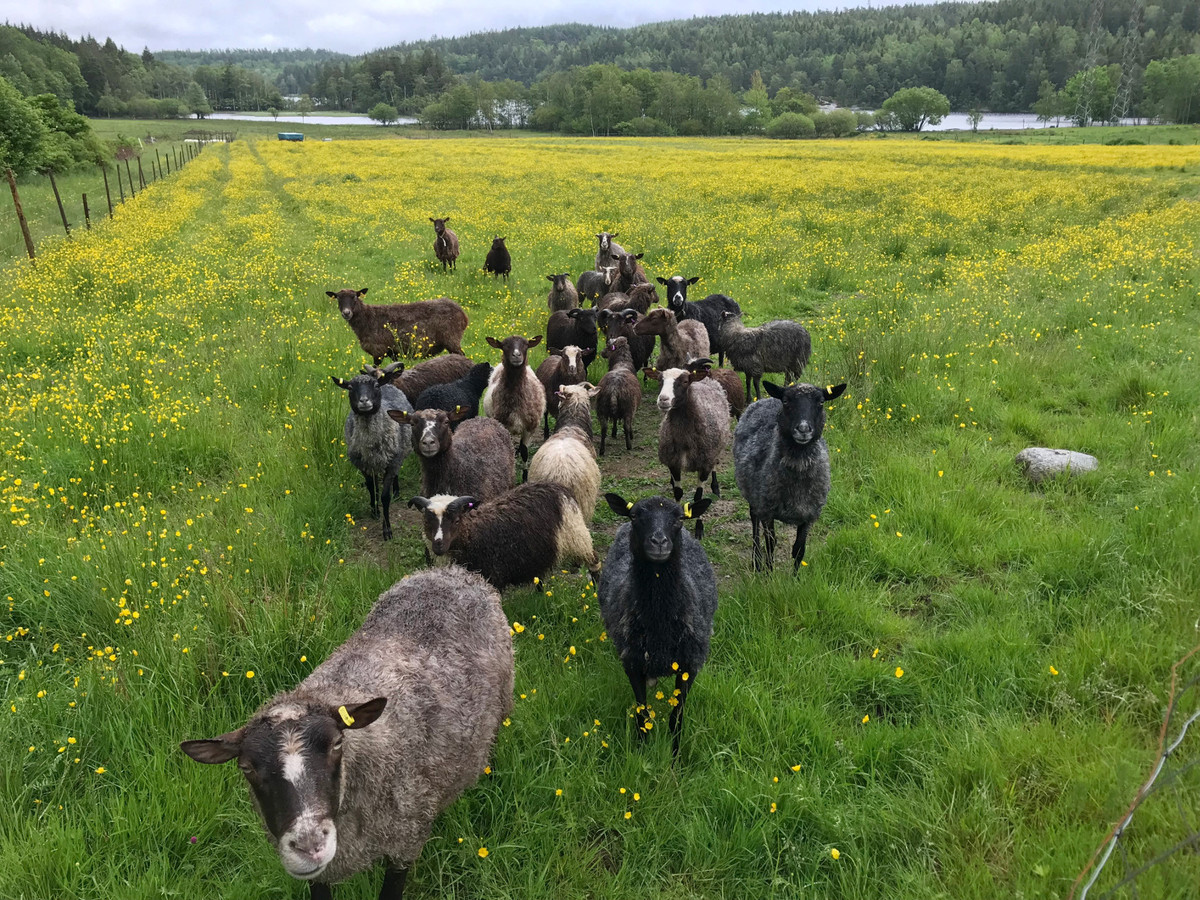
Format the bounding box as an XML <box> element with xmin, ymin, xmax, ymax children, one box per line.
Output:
<box><xmin>82</xmin><ymin>193</ymin><xmax>91</xmax><ymax>229</ymax></box>
<box><xmin>155</xmin><ymin>148</ymin><xmax>162</xmax><ymax>180</ymax></box>
<box><xmin>137</xmin><ymin>157</ymin><xmax>146</xmax><ymax>190</ymax></box>
<box><xmin>116</xmin><ymin>164</ymin><xmax>125</xmax><ymax>203</ymax></box>
<box><xmin>5</xmin><ymin>167</ymin><xmax>36</xmax><ymax>261</ymax></box>
<box><xmin>47</xmin><ymin>170</ymin><xmax>71</xmax><ymax>237</ymax></box>
<box><xmin>102</xmin><ymin>165</ymin><xmax>114</xmax><ymax>216</ymax></box>
<box><xmin>125</xmin><ymin>158</ymin><xmax>135</xmax><ymax>198</ymax></box>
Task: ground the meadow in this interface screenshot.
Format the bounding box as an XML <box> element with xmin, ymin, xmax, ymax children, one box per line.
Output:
<box><xmin>1</xmin><ymin>136</ymin><xmax>1198</xmax><ymax>899</ymax></box>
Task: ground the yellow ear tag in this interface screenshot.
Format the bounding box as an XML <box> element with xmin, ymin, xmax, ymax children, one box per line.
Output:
<box><xmin>626</xmin><ymin>502</ymin><xmax>633</xmax><ymax>510</ymax></box>
<box><xmin>338</xmin><ymin>705</ymin><xmax>355</xmax><ymax>727</ymax></box>
<box><xmin>683</xmin><ymin>502</ymin><xmax>692</xmax><ymax>519</ymax></box>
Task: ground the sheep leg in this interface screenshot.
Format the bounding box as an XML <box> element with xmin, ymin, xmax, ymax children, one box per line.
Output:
<box><xmin>763</xmin><ymin>519</ymin><xmax>777</xmax><ymax>573</ymax></box>
<box><xmin>624</xmin><ymin>414</ymin><xmax>633</xmax><ymax>451</ymax></box>
<box><xmin>543</xmin><ymin>410</ymin><xmax>551</xmax><ymax>441</ymax></box>
<box><xmin>669</xmin><ymin>672</ymin><xmax>694</xmax><ymax>762</ymax></box>
<box><xmin>379</xmin><ymin>865</ymin><xmax>408</xmax><ymax>900</ymax></box>
<box><xmin>668</xmin><ymin>466</ymin><xmax>683</xmax><ymax>502</ymax></box>
<box><xmin>381</xmin><ymin>480</ymin><xmax>394</xmax><ymax>541</ymax></box>
<box><xmin>310</xmin><ymin>882</ymin><xmax>333</xmax><ymax>900</ymax></box>
<box><xmin>709</xmin><ymin>470</ymin><xmax>721</xmax><ymax>499</ymax></box>
<box><xmin>751</xmin><ymin>515</ymin><xmax>763</xmax><ymax>572</ymax></box>
<box><xmin>625</xmin><ymin>668</ymin><xmax>650</xmax><ymax>741</ymax></box>
<box><xmin>744</xmin><ymin>371</ymin><xmax>752</xmax><ymax>401</ymax></box>
<box><xmin>791</xmin><ymin>523</ymin><xmax>812</xmax><ymax>573</ymax></box>
<box><xmin>718</xmin><ymin>350</ymin><xmax>725</xmax><ymax>367</ymax></box>
<box><xmin>365</xmin><ymin>474</ymin><xmax>379</xmax><ymax>517</ymax></box>
<box><xmin>518</xmin><ymin>441</ymin><xmax>529</xmax><ymax>482</ymax></box>
<box><xmin>611</xmin><ymin>419</ymin><xmax>618</xmax><ymax>438</ymax></box>
<box><xmin>598</xmin><ymin>415</ymin><xmax>607</xmax><ymax>456</ymax></box>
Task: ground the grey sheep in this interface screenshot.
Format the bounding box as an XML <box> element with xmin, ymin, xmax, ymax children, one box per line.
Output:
<box><xmin>595</xmin><ymin>232</ymin><xmax>626</xmax><ymax>270</ymax></box>
<box><xmin>598</xmin><ymin>490</ymin><xmax>716</xmax><ymax>760</ymax></box>
<box><xmin>733</xmin><ymin>381</ymin><xmax>847</xmax><ymax>572</ymax></box>
<box><xmin>482</xmin><ymin>334</ymin><xmax>545</xmax><ymax>480</ymax></box>
<box><xmin>430</xmin><ymin>217</ymin><xmax>459</xmax><ymax>271</ymax></box>
<box><xmin>656</xmin><ymin>276</ymin><xmax>741</xmax><ymax>367</ymax></box>
<box><xmin>590</xmin><ymin>336</ymin><xmax>640</xmax><ymax>455</ymax></box>
<box><xmin>332</xmin><ymin>367</ymin><xmax>413</xmax><ymax>542</ymax></box>
<box><xmin>650</xmin><ymin>363</ymin><xmax>730</xmax><ymax>522</ymax></box>
<box><xmin>577</xmin><ymin>265</ymin><xmax>618</xmax><ymax>303</ymax></box>
<box><xmin>388</xmin><ymin>407</ymin><xmax>514</xmax><ymax>505</ymax></box>
<box><xmin>181</xmin><ymin>566</ymin><xmax>513</xmax><ymax>900</ymax></box>
<box><xmin>327</xmin><ymin>288</ymin><xmax>468</xmax><ymax>363</ymax></box>
<box><xmin>390</xmin><ymin>355</ymin><xmax>474</xmax><ymax>405</ymax></box>
<box><xmin>719</xmin><ymin>310</ymin><xmax>812</xmax><ymax>401</ymax></box>
<box><xmin>546</xmin><ymin>273</ymin><xmax>580</xmax><ymax>312</ymax></box>
<box><xmin>634</xmin><ymin>307</ymin><xmax>710</xmax><ymax>371</ymax></box>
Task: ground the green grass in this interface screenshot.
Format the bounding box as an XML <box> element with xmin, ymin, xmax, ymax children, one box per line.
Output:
<box><xmin>1</xmin><ymin>136</ymin><xmax>1199</xmax><ymax>899</ymax></box>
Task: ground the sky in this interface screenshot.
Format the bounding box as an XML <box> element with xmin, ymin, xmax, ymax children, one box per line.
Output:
<box><xmin>4</xmin><ymin>1</ymin><xmax>899</xmax><ymax>55</ymax></box>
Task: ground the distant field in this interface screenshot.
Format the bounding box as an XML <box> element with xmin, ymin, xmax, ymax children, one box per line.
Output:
<box><xmin>1</xmin><ymin>137</ymin><xmax>1199</xmax><ymax>899</ymax></box>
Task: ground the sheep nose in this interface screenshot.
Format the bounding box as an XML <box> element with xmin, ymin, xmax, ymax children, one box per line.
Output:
<box><xmin>288</xmin><ymin>836</ymin><xmax>325</xmax><ymax>862</ymax></box>
<box><xmin>791</xmin><ymin>425</ymin><xmax>814</xmax><ymax>443</ymax></box>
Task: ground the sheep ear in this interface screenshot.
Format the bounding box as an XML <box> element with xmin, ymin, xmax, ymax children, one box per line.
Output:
<box><xmin>448</xmin><ymin>496</ymin><xmax>478</xmax><ymax>516</ymax></box>
<box><xmin>686</xmin><ymin>358</ymin><xmax>713</xmax><ymax>372</ymax></box>
<box><xmin>687</xmin><ymin>276</ymin><xmax>699</xmax><ymax>285</ymax></box>
<box><xmin>447</xmin><ymin>405</ymin><xmax>472</xmax><ymax>422</ymax></box>
<box><xmin>486</xmin><ymin>337</ymin><xmax>503</xmax><ymax>350</ymax></box>
<box><xmin>408</xmin><ymin>496</ymin><xmax>430</xmax><ymax>510</ymax></box>
<box><xmin>566</xmin><ymin>309</ymin><xmax>580</xmax><ymax>319</ymax></box>
<box><xmin>622</xmin><ymin>309</ymin><xmax>638</xmax><ymax>322</ymax></box>
<box><xmin>688</xmin><ymin>498</ymin><xmax>714</xmax><ymax>519</ymax></box>
<box><xmin>655</xmin><ymin>277</ymin><xmax>668</xmax><ymax>286</ymax></box>
<box><xmin>611</xmin><ymin>233</ymin><xmax>618</xmax><ymax>239</ymax></box>
<box><xmin>528</xmin><ymin>335</ymin><xmax>542</xmax><ymax>347</ymax></box>
<box><xmin>763</xmin><ymin>381</ymin><xmax>786</xmax><ymax>400</ymax></box>
<box><xmin>429</xmin><ymin>217</ymin><xmax>436</xmax><ymax>223</ymax></box>
<box><xmin>387</xmin><ymin>409</ymin><xmax>410</xmax><ymax>424</ymax></box>
<box><xmin>333</xmin><ymin>697</ymin><xmax>387</xmax><ymax>730</ymax></box>
<box><xmin>443</xmin><ymin>217</ymin><xmax>450</xmax><ymax>223</ymax></box>
<box><xmin>181</xmin><ymin>729</ymin><xmax>245</xmax><ymax>765</ymax></box>
<box><xmin>824</xmin><ymin>383</ymin><xmax>848</xmax><ymax>403</ymax></box>
<box><xmin>325</xmin><ymin>291</ymin><xmax>337</xmax><ymax>299</ymax></box>
<box><xmin>643</xmin><ymin>367</ymin><xmax>661</xmax><ymax>381</ymax></box>
<box><xmin>634</xmin><ymin>253</ymin><xmax>644</xmax><ymax>260</ymax></box>
<box><xmin>584</xmin><ymin>383</ymin><xmax>599</xmax><ymax>398</ymax></box>
<box><xmin>546</xmin><ymin>274</ymin><xmax>555</xmax><ymax>282</ymax></box>
<box><xmin>357</xmin><ymin>288</ymin><xmax>368</xmax><ymax>296</ymax></box>
<box><xmin>605</xmin><ymin>493</ymin><xmax>633</xmax><ymax>517</ymax></box>
<box><xmin>331</xmin><ymin>376</ymin><xmax>350</xmax><ymax>390</ymax></box>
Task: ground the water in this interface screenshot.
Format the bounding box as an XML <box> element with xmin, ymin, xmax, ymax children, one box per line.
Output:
<box><xmin>199</xmin><ymin>112</ymin><xmax>418</xmax><ymax>126</ymax></box>
<box><xmin>922</xmin><ymin>112</ymin><xmax>1140</xmax><ymax>131</ymax></box>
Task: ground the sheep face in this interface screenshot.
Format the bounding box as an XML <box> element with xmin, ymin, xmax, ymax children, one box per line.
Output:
<box><xmin>326</xmin><ymin>288</ymin><xmax>368</xmax><ymax>323</ymax></box>
<box><xmin>763</xmin><ymin>382</ymin><xmax>848</xmax><ymax>447</ymax></box>
<box><xmin>613</xmin><ymin>252</ymin><xmax>644</xmax><ymax>279</ymax></box>
<box><xmin>490</xmin><ymin>236</ymin><xmax>507</xmax><ymax>252</ymax></box>
<box><xmin>486</xmin><ymin>334</ymin><xmax>541</xmax><ymax>369</ymax></box>
<box><xmin>409</xmin><ymin>494</ymin><xmax>476</xmax><ymax>556</ymax></box>
<box><xmin>565</xmin><ymin>308</ymin><xmax>599</xmax><ymax>337</ymax></box>
<box><xmin>547</xmin><ymin>273</ymin><xmax>571</xmax><ymax>293</ymax></box>
<box><xmin>332</xmin><ymin>372</ymin><xmax>387</xmax><ymax>416</ymax></box>
<box><xmin>633</xmin><ymin>307</ymin><xmax>675</xmax><ymax>337</ymax></box>
<box><xmin>597</xmin><ymin>232</ymin><xmax>619</xmax><ymax>255</ymax></box>
<box><xmin>430</xmin><ymin>217</ymin><xmax>450</xmax><ymax>236</ymax></box>
<box><xmin>180</xmin><ymin>697</ymin><xmax>387</xmax><ymax>881</ymax></box>
<box><xmin>604</xmin><ymin>493</ymin><xmax>712</xmax><ymax>563</ymax></box>
<box><xmin>657</xmin><ymin>275</ymin><xmax>698</xmax><ymax>315</ymax></box>
<box><xmin>560</xmin><ymin>345</ymin><xmax>585</xmax><ymax>379</ymax></box>
<box><xmin>408</xmin><ymin>409</ymin><xmax>453</xmax><ymax>458</ymax></box>
<box><xmin>653</xmin><ymin>368</ymin><xmax>687</xmax><ymax>412</ymax></box>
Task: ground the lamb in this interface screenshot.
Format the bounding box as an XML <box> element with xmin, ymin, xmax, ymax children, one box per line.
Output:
<box><xmin>181</xmin><ymin>566</ymin><xmax>513</xmax><ymax>900</ymax></box>
<box><xmin>590</xmin><ymin>336</ymin><xmax>640</xmax><ymax>455</ymax></box>
<box><xmin>332</xmin><ymin>367</ymin><xmax>413</xmax><ymax>542</ymax></box>
<box><xmin>598</xmin><ymin>490</ymin><xmax>716</xmax><ymax>760</ymax></box>
<box><xmin>649</xmin><ymin>362</ymin><xmax>731</xmax><ymax>519</ymax></box>
<box><xmin>733</xmin><ymin>381</ymin><xmax>847</xmax><ymax>572</ymax></box>
<box><xmin>409</xmin><ymin>484</ymin><xmax>600</xmax><ymax>591</ymax></box>
<box><xmin>577</xmin><ymin>266</ymin><xmax>617</xmax><ymax>304</ymax></box>
<box><xmin>546</xmin><ymin>273</ymin><xmax>580</xmax><ymax>312</ymax></box>
<box><xmin>634</xmin><ymin>307</ymin><xmax>710</xmax><ymax>371</ymax></box>
<box><xmin>656</xmin><ymin>276</ymin><xmax>741</xmax><ymax>367</ymax></box>
<box><xmin>327</xmin><ymin>288</ymin><xmax>468</xmax><ymax>363</ymax></box>
<box><xmin>414</xmin><ymin>361</ymin><xmax>493</xmax><ymax>423</ymax></box>
<box><xmin>719</xmin><ymin>310</ymin><xmax>812</xmax><ymax>401</ymax></box>
<box><xmin>528</xmin><ymin>384</ymin><xmax>601</xmax><ymax>521</ymax></box>
<box><xmin>610</xmin><ymin>251</ymin><xmax>649</xmax><ymax>294</ymax></box>
<box><xmin>535</xmin><ymin>345</ymin><xmax>587</xmax><ymax>440</ymax></box>
<box><xmin>388</xmin><ymin>407</ymin><xmax>513</xmax><ymax>504</ymax></box>
<box><xmin>598</xmin><ymin>308</ymin><xmax>655</xmax><ymax>376</ymax></box>
<box><xmin>546</xmin><ymin>307</ymin><xmax>600</xmax><ymax>371</ymax></box>
<box><xmin>481</xmin><ymin>334</ymin><xmax>545</xmax><ymax>480</ymax></box>
<box><xmin>390</xmin><ymin>355</ymin><xmax>474</xmax><ymax>405</ymax></box>
<box><xmin>595</xmin><ymin>232</ymin><xmax>626</xmax><ymax>270</ymax></box>
<box><xmin>484</xmin><ymin>236</ymin><xmax>511</xmax><ymax>279</ymax></box>
<box><xmin>430</xmin><ymin>217</ymin><xmax>459</xmax><ymax>271</ymax></box>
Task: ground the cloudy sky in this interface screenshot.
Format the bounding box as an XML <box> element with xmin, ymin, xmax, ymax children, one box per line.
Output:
<box><xmin>5</xmin><ymin>1</ymin><xmax>892</xmax><ymax>54</ymax></box>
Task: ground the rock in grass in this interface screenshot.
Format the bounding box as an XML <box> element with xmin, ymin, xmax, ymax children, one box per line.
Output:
<box><xmin>1016</xmin><ymin>447</ymin><xmax>1099</xmax><ymax>483</ymax></box>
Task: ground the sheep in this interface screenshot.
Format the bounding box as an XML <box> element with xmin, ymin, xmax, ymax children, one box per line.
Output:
<box><xmin>327</xmin><ymin>288</ymin><xmax>468</xmax><ymax>364</ymax></box>
<box><xmin>597</xmin><ymin>281</ymin><xmax>656</xmax><ymax>314</ymax></box>
<box><xmin>481</xmin><ymin>334</ymin><xmax>545</xmax><ymax>480</ymax></box>
<box><xmin>528</xmin><ymin>384</ymin><xmax>601</xmax><ymax>521</ymax></box>
<box><xmin>535</xmin><ymin>345</ymin><xmax>587</xmax><ymax>439</ymax></box>
<box><xmin>577</xmin><ymin>265</ymin><xmax>617</xmax><ymax>304</ymax></box>
<box><xmin>409</xmin><ymin>484</ymin><xmax>600</xmax><ymax>591</ymax></box>
<box><xmin>633</xmin><ymin>307</ymin><xmax>710</xmax><ymax>372</ymax></box>
<box><xmin>610</xmin><ymin>251</ymin><xmax>649</xmax><ymax>294</ymax></box>
<box><xmin>390</xmin><ymin>355</ymin><xmax>474</xmax><ymax>406</ymax></box>
<box><xmin>414</xmin><ymin>361</ymin><xmax>493</xmax><ymax>424</ymax></box>
<box><xmin>331</xmin><ymin>368</ymin><xmax>413</xmax><ymax>542</ymax></box>
<box><xmin>733</xmin><ymin>381</ymin><xmax>847</xmax><ymax>572</ymax></box>
<box><xmin>595</xmin><ymin>232</ymin><xmax>626</xmax><ymax>270</ymax></box>
<box><xmin>656</xmin><ymin>276</ymin><xmax>741</xmax><ymax>366</ymax></box>
<box><xmin>546</xmin><ymin>273</ymin><xmax>580</xmax><ymax>312</ymax></box>
<box><xmin>590</xmin><ymin>336</ymin><xmax>640</xmax><ymax>455</ymax></box>
<box><xmin>648</xmin><ymin>362</ymin><xmax>731</xmax><ymax>519</ymax></box>
<box><xmin>484</xmin><ymin>236</ymin><xmax>511</xmax><ymax>279</ymax></box>
<box><xmin>181</xmin><ymin>566</ymin><xmax>513</xmax><ymax>899</ymax></box>
<box><xmin>719</xmin><ymin>310</ymin><xmax>812</xmax><ymax>402</ymax></box>
<box><xmin>683</xmin><ymin>357</ymin><xmax>745</xmax><ymax>419</ymax></box>
<box><xmin>598</xmin><ymin>490</ymin><xmax>716</xmax><ymax>760</ymax></box>
<box><xmin>546</xmin><ymin>307</ymin><xmax>600</xmax><ymax>372</ymax></box>
<box><xmin>430</xmin><ymin>217</ymin><xmax>459</xmax><ymax>271</ymax></box>
<box><xmin>598</xmin><ymin>308</ymin><xmax>655</xmax><ymax>376</ymax></box>
<box><xmin>388</xmin><ymin>407</ymin><xmax>513</xmax><ymax>505</ymax></box>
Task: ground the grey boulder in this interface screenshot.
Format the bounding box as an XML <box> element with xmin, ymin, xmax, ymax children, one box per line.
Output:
<box><xmin>1016</xmin><ymin>447</ymin><xmax>1099</xmax><ymax>483</ymax></box>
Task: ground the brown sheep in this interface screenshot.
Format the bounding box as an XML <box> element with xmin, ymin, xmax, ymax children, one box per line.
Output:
<box><xmin>389</xmin><ymin>355</ymin><xmax>474</xmax><ymax>405</ymax></box>
<box><xmin>634</xmin><ymin>307</ymin><xmax>710</xmax><ymax>371</ymax></box>
<box><xmin>590</xmin><ymin>337</ymin><xmax>640</xmax><ymax>455</ymax></box>
<box><xmin>328</xmin><ymin>288</ymin><xmax>468</xmax><ymax>364</ymax></box>
<box><xmin>430</xmin><ymin>217</ymin><xmax>460</xmax><ymax>271</ymax></box>
<box><xmin>482</xmin><ymin>334</ymin><xmax>545</xmax><ymax>481</ymax></box>
<box><xmin>535</xmin><ymin>345</ymin><xmax>587</xmax><ymax>439</ymax></box>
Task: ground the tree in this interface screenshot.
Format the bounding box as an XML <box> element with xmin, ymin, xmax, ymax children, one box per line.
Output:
<box><xmin>369</xmin><ymin>102</ymin><xmax>399</xmax><ymax>125</ymax></box>
<box><xmin>1144</xmin><ymin>55</ymin><xmax>1200</xmax><ymax>124</ymax></box>
<box><xmin>0</xmin><ymin>75</ymin><xmax>47</xmax><ymax>175</ymax></box>
<box><xmin>880</xmin><ymin>87</ymin><xmax>950</xmax><ymax>131</ymax></box>
<box><xmin>296</xmin><ymin>94</ymin><xmax>314</xmax><ymax>120</ymax></box>
<box><xmin>1032</xmin><ymin>80</ymin><xmax>1062</xmax><ymax>126</ymax></box>
<box><xmin>967</xmin><ymin>108</ymin><xmax>983</xmax><ymax>132</ymax></box>
<box><xmin>1062</xmin><ymin>66</ymin><xmax>1117</xmax><ymax>127</ymax></box>
<box><xmin>184</xmin><ymin>82</ymin><xmax>211</xmax><ymax>118</ymax></box>
<box><xmin>766</xmin><ymin>112</ymin><xmax>816</xmax><ymax>139</ymax></box>
<box><xmin>267</xmin><ymin>106</ymin><xmax>279</xmax><ymax>121</ymax></box>
<box><xmin>742</xmin><ymin>70</ymin><xmax>772</xmax><ymax>134</ymax></box>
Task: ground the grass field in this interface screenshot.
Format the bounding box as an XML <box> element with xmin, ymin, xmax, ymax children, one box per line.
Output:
<box><xmin>1</xmin><ymin>136</ymin><xmax>1199</xmax><ymax>899</ymax></box>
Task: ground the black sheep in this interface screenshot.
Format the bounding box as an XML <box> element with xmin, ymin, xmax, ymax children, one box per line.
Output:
<box><xmin>414</xmin><ymin>362</ymin><xmax>493</xmax><ymax>425</ymax></box>
<box><xmin>657</xmin><ymin>276</ymin><xmax>741</xmax><ymax>367</ymax></box>
<box><xmin>484</xmin><ymin>236</ymin><xmax>511</xmax><ymax>280</ymax></box>
<box><xmin>546</xmin><ymin>307</ymin><xmax>599</xmax><ymax>371</ymax></box>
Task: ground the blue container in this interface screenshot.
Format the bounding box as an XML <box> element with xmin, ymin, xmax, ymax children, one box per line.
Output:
<box><xmin>277</xmin><ymin>133</ymin><xmax>305</xmax><ymax>142</ymax></box>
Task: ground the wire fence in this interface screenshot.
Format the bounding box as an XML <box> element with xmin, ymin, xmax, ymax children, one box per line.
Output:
<box><xmin>1070</xmin><ymin>643</ymin><xmax>1200</xmax><ymax>900</ymax></box>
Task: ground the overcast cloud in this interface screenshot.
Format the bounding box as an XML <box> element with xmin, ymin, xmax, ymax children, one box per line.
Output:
<box><xmin>4</xmin><ymin>1</ymin><xmax>892</xmax><ymax>54</ymax></box>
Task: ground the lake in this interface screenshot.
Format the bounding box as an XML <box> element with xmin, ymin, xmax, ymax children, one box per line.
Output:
<box><xmin>202</xmin><ymin>112</ymin><xmax>418</xmax><ymax>126</ymax></box>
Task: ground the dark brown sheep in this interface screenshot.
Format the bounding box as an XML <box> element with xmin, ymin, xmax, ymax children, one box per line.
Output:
<box><xmin>390</xmin><ymin>355</ymin><xmax>474</xmax><ymax>405</ymax></box>
<box><xmin>327</xmin><ymin>288</ymin><xmax>468</xmax><ymax>364</ymax></box>
<box><xmin>590</xmin><ymin>337</ymin><xmax>640</xmax><ymax>455</ymax></box>
<box><xmin>430</xmin><ymin>217</ymin><xmax>459</xmax><ymax>271</ymax></box>
<box><xmin>535</xmin><ymin>345</ymin><xmax>587</xmax><ymax>439</ymax></box>
<box><xmin>484</xmin><ymin>237</ymin><xmax>511</xmax><ymax>280</ymax></box>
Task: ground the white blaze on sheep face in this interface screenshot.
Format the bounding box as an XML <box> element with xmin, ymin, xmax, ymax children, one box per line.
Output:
<box><xmin>657</xmin><ymin>369</ymin><xmax>687</xmax><ymax>412</ymax></box>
